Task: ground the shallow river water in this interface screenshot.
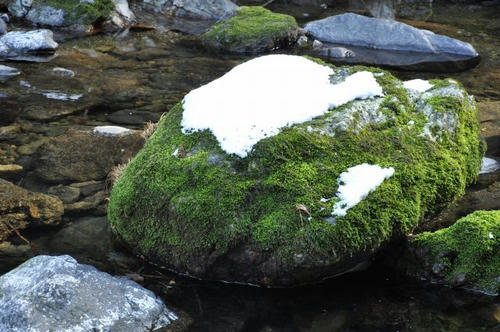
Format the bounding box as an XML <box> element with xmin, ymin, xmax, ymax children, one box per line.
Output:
<box><xmin>0</xmin><ymin>1</ymin><xmax>499</xmax><ymax>331</ymax></box>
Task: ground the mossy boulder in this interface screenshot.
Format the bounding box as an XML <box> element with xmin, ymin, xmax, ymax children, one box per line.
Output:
<box><xmin>108</xmin><ymin>58</ymin><xmax>483</xmax><ymax>287</ymax></box>
<box><xmin>9</xmin><ymin>0</ymin><xmax>115</xmax><ymax>27</ymax></box>
<box><xmin>403</xmin><ymin>210</ymin><xmax>499</xmax><ymax>295</ymax></box>
<box><xmin>203</xmin><ymin>6</ymin><xmax>298</xmax><ymax>53</ymax></box>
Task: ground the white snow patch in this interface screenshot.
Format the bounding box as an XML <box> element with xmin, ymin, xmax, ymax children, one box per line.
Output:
<box><xmin>479</xmin><ymin>157</ymin><xmax>500</xmax><ymax>174</ymax></box>
<box><xmin>403</xmin><ymin>79</ymin><xmax>433</xmax><ymax>93</ymax></box>
<box><xmin>331</xmin><ymin>163</ymin><xmax>395</xmax><ymax>218</ymax></box>
<box><xmin>93</xmin><ymin>126</ymin><xmax>131</xmax><ymax>136</ymax></box>
<box><xmin>488</xmin><ymin>232</ymin><xmax>494</xmax><ymax>239</ymax></box>
<box><xmin>172</xmin><ymin>148</ymin><xmax>179</xmax><ymax>157</ymax></box>
<box><xmin>181</xmin><ymin>55</ymin><xmax>383</xmax><ymax>158</ymax></box>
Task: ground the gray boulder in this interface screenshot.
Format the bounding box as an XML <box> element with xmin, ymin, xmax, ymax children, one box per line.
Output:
<box><xmin>0</xmin><ymin>14</ymin><xmax>8</xmax><ymax>35</ymax></box>
<box><xmin>0</xmin><ymin>29</ymin><xmax>58</xmax><ymax>56</ymax></box>
<box><xmin>142</xmin><ymin>0</ymin><xmax>238</xmax><ymax>20</ymax></box>
<box><xmin>304</xmin><ymin>13</ymin><xmax>478</xmax><ymax>56</ymax></box>
<box><xmin>0</xmin><ymin>255</ymin><xmax>177</xmax><ymax>331</ymax></box>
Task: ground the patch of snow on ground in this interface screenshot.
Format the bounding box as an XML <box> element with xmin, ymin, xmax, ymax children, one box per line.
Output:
<box><xmin>403</xmin><ymin>79</ymin><xmax>433</xmax><ymax>93</ymax></box>
<box><xmin>181</xmin><ymin>55</ymin><xmax>383</xmax><ymax>157</ymax></box>
<box><xmin>479</xmin><ymin>157</ymin><xmax>500</xmax><ymax>174</ymax></box>
<box><xmin>331</xmin><ymin>163</ymin><xmax>395</xmax><ymax>218</ymax></box>
<box><xmin>93</xmin><ymin>126</ymin><xmax>131</xmax><ymax>136</ymax></box>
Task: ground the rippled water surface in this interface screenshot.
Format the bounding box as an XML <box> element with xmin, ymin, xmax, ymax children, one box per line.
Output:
<box><xmin>0</xmin><ymin>1</ymin><xmax>499</xmax><ymax>331</ymax></box>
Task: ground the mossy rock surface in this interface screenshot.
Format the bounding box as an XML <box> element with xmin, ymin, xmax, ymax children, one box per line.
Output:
<box><xmin>108</xmin><ymin>60</ymin><xmax>483</xmax><ymax>286</ymax></box>
<box><xmin>203</xmin><ymin>6</ymin><xmax>298</xmax><ymax>54</ymax></box>
<box><xmin>406</xmin><ymin>210</ymin><xmax>499</xmax><ymax>295</ymax></box>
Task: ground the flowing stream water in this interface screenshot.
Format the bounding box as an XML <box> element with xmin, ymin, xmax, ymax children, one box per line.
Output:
<box><xmin>0</xmin><ymin>1</ymin><xmax>499</xmax><ymax>330</ymax></box>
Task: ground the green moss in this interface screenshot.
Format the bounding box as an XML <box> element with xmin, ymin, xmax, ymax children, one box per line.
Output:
<box><xmin>203</xmin><ymin>6</ymin><xmax>298</xmax><ymax>53</ymax></box>
<box><xmin>108</xmin><ymin>60</ymin><xmax>483</xmax><ymax>280</ymax></box>
<box><xmin>45</xmin><ymin>0</ymin><xmax>114</xmax><ymax>25</ymax></box>
<box><xmin>412</xmin><ymin>210</ymin><xmax>500</xmax><ymax>295</ymax></box>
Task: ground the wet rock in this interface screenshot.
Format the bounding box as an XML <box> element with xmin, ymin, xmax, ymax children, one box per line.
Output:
<box><xmin>320</xmin><ymin>46</ymin><xmax>355</xmax><ymax>58</ymax></box>
<box><xmin>64</xmin><ymin>190</ymin><xmax>107</xmax><ymax>215</ymax></box>
<box><xmin>0</xmin><ymin>255</ymin><xmax>178</xmax><ymax>331</ymax></box>
<box><xmin>296</xmin><ymin>35</ymin><xmax>308</xmax><ymax>47</ymax></box>
<box><xmin>70</xmin><ymin>180</ymin><xmax>104</xmax><ymax>197</ymax></box>
<box><xmin>47</xmin><ymin>184</ymin><xmax>80</xmax><ymax>204</ymax></box>
<box><xmin>0</xmin><ymin>179</ymin><xmax>63</xmax><ymax>241</ymax></box>
<box><xmin>478</xmin><ymin>101</ymin><xmax>500</xmax><ymax>157</ymax></box>
<box><xmin>0</xmin><ymin>29</ymin><xmax>58</xmax><ymax>57</ymax></box>
<box><xmin>142</xmin><ymin>0</ymin><xmax>238</xmax><ymax>20</ymax></box>
<box><xmin>0</xmin><ymin>164</ymin><xmax>22</xmax><ymax>178</ymax></box>
<box><xmin>203</xmin><ymin>6</ymin><xmax>298</xmax><ymax>54</ymax></box>
<box><xmin>0</xmin><ymin>97</ymin><xmax>20</xmax><ymax>125</ymax></box>
<box><xmin>0</xmin><ymin>14</ymin><xmax>8</xmax><ymax>35</ymax></box>
<box><xmin>51</xmin><ymin>67</ymin><xmax>75</xmax><ymax>77</ymax></box>
<box><xmin>398</xmin><ymin>210</ymin><xmax>499</xmax><ymax>296</ymax></box>
<box><xmin>480</xmin><ymin>157</ymin><xmax>500</xmax><ymax>174</ymax></box>
<box><xmin>305</xmin><ymin>13</ymin><xmax>477</xmax><ymax>56</ymax></box>
<box><xmin>107</xmin><ymin>109</ymin><xmax>161</xmax><ymax>125</ymax></box>
<box><xmin>34</xmin><ymin>128</ymin><xmax>143</xmax><ymax>183</ymax></box>
<box><xmin>0</xmin><ymin>64</ymin><xmax>19</xmax><ymax>79</ymax></box>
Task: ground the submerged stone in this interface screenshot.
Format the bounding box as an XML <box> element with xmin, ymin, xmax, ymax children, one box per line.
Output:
<box><xmin>0</xmin><ymin>255</ymin><xmax>177</xmax><ymax>331</ymax></box>
<box><xmin>203</xmin><ymin>6</ymin><xmax>298</xmax><ymax>54</ymax></box>
<box><xmin>401</xmin><ymin>210</ymin><xmax>500</xmax><ymax>296</ymax></box>
<box><xmin>108</xmin><ymin>55</ymin><xmax>483</xmax><ymax>286</ymax></box>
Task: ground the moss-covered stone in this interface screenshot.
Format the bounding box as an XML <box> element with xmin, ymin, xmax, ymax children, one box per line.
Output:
<box><xmin>407</xmin><ymin>210</ymin><xmax>499</xmax><ymax>295</ymax></box>
<box><xmin>203</xmin><ymin>6</ymin><xmax>298</xmax><ymax>54</ymax></box>
<box><xmin>108</xmin><ymin>60</ymin><xmax>483</xmax><ymax>286</ymax></box>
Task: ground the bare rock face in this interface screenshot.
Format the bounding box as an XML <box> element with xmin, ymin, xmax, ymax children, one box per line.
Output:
<box><xmin>0</xmin><ymin>179</ymin><xmax>63</xmax><ymax>241</ymax></box>
<box><xmin>0</xmin><ymin>29</ymin><xmax>58</xmax><ymax>57</ymax></box>
<box><xmin>0</xmin><ymin>255</ymin><xmax>178</xmax><ymax>331</ymax></box>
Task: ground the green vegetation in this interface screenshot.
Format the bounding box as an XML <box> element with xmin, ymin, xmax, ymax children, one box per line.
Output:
<box><xmin>108</xmin><ymin>61</ymin><xmax>483</xmax><ymax>281</ymax></box>
<box><xmin>203</xmin><ymin>6</ymin><xmax>298</xmax><ymax>53</ymax></box>
<box><xmin>45</xmin><ymin>0</ymin><xmax>114</xmax><ymax>25</ymax></box>
<box><xmin>412</xmin><ymin>210</ymin><xmax>500</xmax><ymax>295</ymax></box>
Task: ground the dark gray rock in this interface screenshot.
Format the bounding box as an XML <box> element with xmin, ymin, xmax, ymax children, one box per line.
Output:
<box><xmin>107</xmin><ymin>109</ymin><xmax>162</xmax><ymax>125</ymax></box>
<box><xmin>47</xmin><ymin>184</ymin><xmax>81</xmax><ymax>204</ymax></box>
<box><xmin>0</xmin><ymin>255</ymin><xmax>177</xmax><ymax>331</ymax></box>
<box><xmin>304</xmin><ymin>13</ymin><xmax>478</xmax><ymax>56</ymax></box>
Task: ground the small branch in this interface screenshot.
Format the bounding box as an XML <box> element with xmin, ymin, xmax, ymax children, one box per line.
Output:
<box><xmin>1</xmin><ymin>219</ymin><xmax>35</xmax><ymax>247</ymax></box>
<box><xmin>262</xmin><ymin>0</ymin><xmax>275</xmax><ymax>7</ymax></box>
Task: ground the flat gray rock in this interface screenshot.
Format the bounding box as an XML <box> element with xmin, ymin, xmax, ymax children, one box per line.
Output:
<box><xmin>305</xmin><ymin>13</ymin><xmax>477</xmax><ymax>56</ymax></box>
<box><xmin>0</xmin><ymin>255</ymin><xmax>177</xmax><ymax>331</ymax></box>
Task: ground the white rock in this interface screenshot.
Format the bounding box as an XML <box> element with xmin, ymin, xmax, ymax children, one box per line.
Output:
<box><xmin>93</xmin><ymin>125</ymin><xmax>131</xmax><ymax>136</ymax></box>
<box><xmin>479</xmin><ymin>157</ymin><xmax>500</xmax><ymax>174</ymax></box>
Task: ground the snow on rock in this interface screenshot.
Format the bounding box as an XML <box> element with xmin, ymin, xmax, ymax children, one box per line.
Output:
<box><xmin>331</xmin><ymin>163</ymin><xmax>395</xmax><ymax>218</ymax></box>
<box><xmin>93</xmin><ymin>125</ymin><xmax>131</xmax><ymax>136</ymax></box>
<box><xmin>0</xmin><ymin>255</ymin><xmax>177</xmax><ymax>331</ymax></box>
<box><xmin>403</xmin><ymin>79</ymin><xmax>433</xmax><ymax>93</ymax></box>
<box><xmin>181</xmin><ymin>54</ymin><xmax>383</xmax><ymax>157</ymax></box>
<box><xmin>479</xmin><ymin>157</ymin><xmax>500</xmax><ymax>174</ymax></box>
